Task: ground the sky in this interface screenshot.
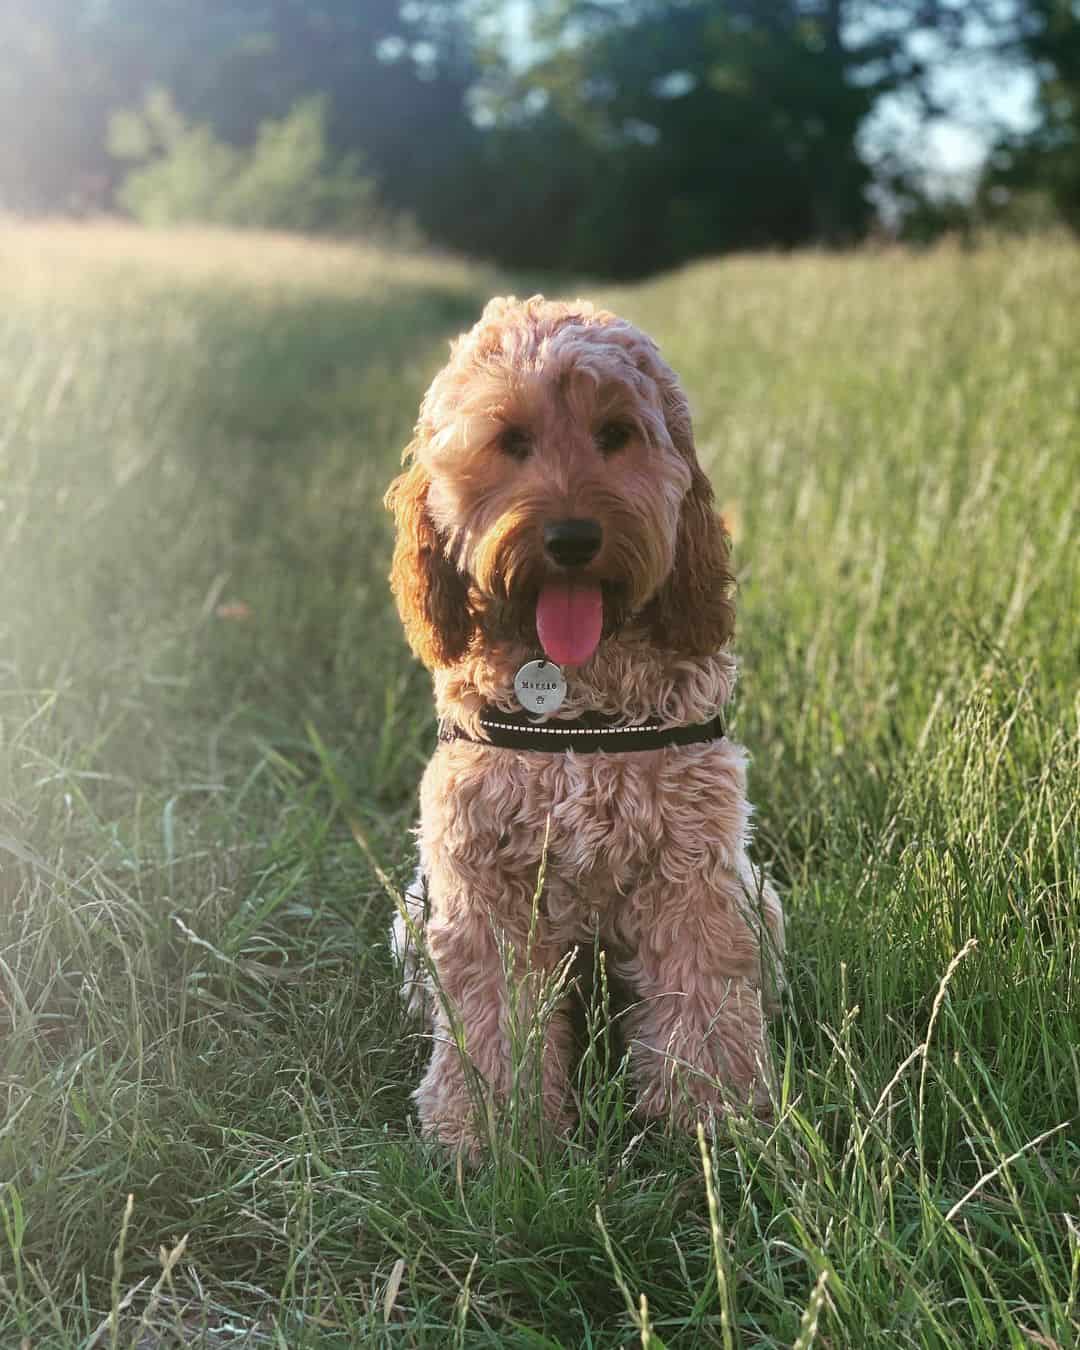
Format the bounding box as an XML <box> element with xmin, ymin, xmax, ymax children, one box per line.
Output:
<box><xmin>859</xmin><ymin>31</ymin><xmax>1040</xmax><ymax>198</ymax></box>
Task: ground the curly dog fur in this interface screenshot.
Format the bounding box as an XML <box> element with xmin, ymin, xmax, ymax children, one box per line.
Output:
<box><xmin>386</xmin><ymin>296</ymin><xmax>784</xmax><ymax>1152</ymax></box>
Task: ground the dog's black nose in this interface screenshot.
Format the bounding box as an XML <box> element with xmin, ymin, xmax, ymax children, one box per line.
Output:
<box><xmin>543</xmin><ymin>518</ymin><xmax>603</xmax><ymax>568</ymax></box>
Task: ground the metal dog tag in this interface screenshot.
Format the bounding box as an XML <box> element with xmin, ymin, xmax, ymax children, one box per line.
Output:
<box><xmin>514</xmin><ymin>660</ymin><xmax>567</xmax><ymax>715</ymax></box>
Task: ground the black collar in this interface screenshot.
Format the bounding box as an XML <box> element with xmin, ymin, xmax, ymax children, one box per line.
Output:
<box><xmin>438</xmin><ymin>707</ymin><xmax>726</xmax><ymax>753</ymax></box>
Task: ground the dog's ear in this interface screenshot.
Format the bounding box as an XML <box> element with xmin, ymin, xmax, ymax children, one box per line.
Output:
<box><xmin>384</xmin><ymin>454</ymin><xmax>473</xmax><ymax>668</ymax></box>
<box><xmin>644</xmin><ymin>373</ymin><xmax>736</xmax><ymax>655</ymax></box>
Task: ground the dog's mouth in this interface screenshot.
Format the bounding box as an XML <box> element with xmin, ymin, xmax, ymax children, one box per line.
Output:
<box><xmin>535</xmin><ymin>579</ymin><xmax>604</xmax><ymax>666</ymax></box>
<box><xmin>464</xmin><ymin>521</ymin><xmax>638</xmax><ymax>662</ymax></box>
<box><xmin>475</xmin><ymin>572</ymin><xmax>632</xmax><ymax>664</ymax></box>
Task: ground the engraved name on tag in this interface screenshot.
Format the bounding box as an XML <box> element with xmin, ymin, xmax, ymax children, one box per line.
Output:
<box><xmin>513</xmin><ymin>660</ymin><xmax>567</xmax><ymax>715</ymax></box>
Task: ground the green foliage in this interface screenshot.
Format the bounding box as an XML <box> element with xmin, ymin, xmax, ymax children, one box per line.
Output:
<box><xmin>465</xmin><ymin>0</ymin><xmax>875</xmax><ymax>275</ymax></box>
<box><xmin>5</xmin><ymin>0</ymin><xmax>1080</xmax><ymax>272</ymax></box>
<box><xmin>2</xmin><ymin>0</ymin><xmax>1069</xmax><ymax>278</ymax></box>
<box><xmin>984</xmin><ymin>0</ymin><xmax>1080</xmax><ymax>232</ymax></box>
<box><xmin>109</xmin><ymin>88</ymin><xmax>239</xmax><ymax>226</ymax></box>
<box><xmin>0</xmin><ymin>222</ymin><xmax>1078</xmax><ymax>1344</ymax></box>
<box><xmin>222</xmin><ymin>100</ymin><xmax>379</xmax><ymax>233</ymax></box>
<box><xmin>111</xmin><ymin>90</ymin><xmax>382</xmax><ymax>233</ymax></box>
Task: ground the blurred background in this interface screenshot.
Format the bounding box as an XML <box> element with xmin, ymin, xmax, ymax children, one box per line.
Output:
<box><xmin>1</xmin><ymin>0</ymin><xmax>1076</xmax><ymax>278</ymax></box>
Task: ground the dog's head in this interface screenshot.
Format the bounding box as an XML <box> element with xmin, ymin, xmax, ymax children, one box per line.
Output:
<box><xmin>385</xmin><ymin>296</ymin><xmax>734</xmax><ymax>669</ymax></box>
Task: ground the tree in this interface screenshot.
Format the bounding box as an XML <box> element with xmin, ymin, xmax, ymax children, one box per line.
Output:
<box><xmin>94</xmin><ymin>0</ymin><xmax>480</xmax><ymax>241</ymax></box>
<box><xmin>456</xmin><ymin>0</ymin><xmax>879</xmax><ymax>275</ymax></box>
<box><xmin>110</xmin><ymin>91</ymin><xmax>380</xmax><ymax>233</ymax></box>
<box><xmin>991</xmin><ymin>0</ymin><xmax>1080</xmax><ymax>228</ymax></box>
<box><xmin>2</xmin><ymin>0</ymin><xmax>1070</xmax><ymax>273</ymax></box>
<box><xmin>0</xmin><ymin>0</ymin><xmax>479</xmax><ymax>234</ymax></box>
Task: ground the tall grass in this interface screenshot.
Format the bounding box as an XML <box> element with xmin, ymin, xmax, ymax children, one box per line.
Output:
<box><xmin>0</xmin><ymin>221</ymin><xmax>1077</xmax><ymax>1346</ymax></box>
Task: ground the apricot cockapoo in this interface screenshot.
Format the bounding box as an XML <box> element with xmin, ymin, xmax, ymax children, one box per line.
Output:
<box><xmin>386</xmin><ymin>296</ymin><xmax>784</xmax><ymax>1153</ymax></box>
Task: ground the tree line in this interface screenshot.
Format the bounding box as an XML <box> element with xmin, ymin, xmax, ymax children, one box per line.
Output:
<box><xmin>0</xmin><ymin>0</ymin><xmax>1076</xmax><ymax>277</ymax></box>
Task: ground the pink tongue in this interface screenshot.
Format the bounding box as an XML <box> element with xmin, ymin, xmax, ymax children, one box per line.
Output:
<box><xmin>536</xmin><ymin>580</ymin><xmax>603</xmax><ymax>666</ymax></box>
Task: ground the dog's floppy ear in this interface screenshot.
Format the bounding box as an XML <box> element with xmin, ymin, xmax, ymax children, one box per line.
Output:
<box><xmin>645</xmin><ymin>372</ymin><xmax>736</xmax><ymax>655</ymax></box>
<box><xmin>384</xmin><ymin>452</ymin><xmax>473</xmax><ymax>668</ymax></box>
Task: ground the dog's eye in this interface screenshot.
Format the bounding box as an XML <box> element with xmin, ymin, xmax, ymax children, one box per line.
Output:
<box><xmin>595</xmin><ymin>421</ymin><xmax>632</xmax><ymax>455</ymax></box>
<box><xmin>498</xmin><ymin>426</ymin><xmax>532</xmax><ymax>461</ymax></box>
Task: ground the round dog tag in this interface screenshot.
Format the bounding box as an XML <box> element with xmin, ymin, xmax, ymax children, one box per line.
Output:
<box><xmin>514</xmin><ymin>660</ymin><xmax>567</xmax><ymax>715</ymax></box>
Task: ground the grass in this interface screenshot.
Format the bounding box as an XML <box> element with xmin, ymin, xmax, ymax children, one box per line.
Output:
<box><xmin>0</xmin><ymin>218</ymin><xmax>1077</xmax><ymax>1347</ymax></box>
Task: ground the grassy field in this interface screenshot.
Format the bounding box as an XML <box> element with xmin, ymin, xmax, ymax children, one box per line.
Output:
<box><xmin>0</xmin><ymin>220</ymin><xmax>1077</xmax><ymax>1348</ymax></box>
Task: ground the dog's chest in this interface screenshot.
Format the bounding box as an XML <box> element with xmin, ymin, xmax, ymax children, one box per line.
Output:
<box><xmin>423</xmin><ymin>739</ymin><xmax>750</xmax><ymax>904</ymax></box>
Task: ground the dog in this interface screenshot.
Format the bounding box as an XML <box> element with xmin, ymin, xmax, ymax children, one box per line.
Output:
<box><xmin>385</xmin><ymin>296</ymin><xmax>784</xmax><ymax>1153</ymax></box>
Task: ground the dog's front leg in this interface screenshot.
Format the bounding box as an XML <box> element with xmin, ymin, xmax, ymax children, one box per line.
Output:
<box><xmin>616</xmin><ymin>863</ymin><xmax>783</xmax><ymax>1125</ymax></box>
<box><xmin>413</xmin><ymin>864</ymin><xmax>576</xmax><ymax>1156</ymax></box>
